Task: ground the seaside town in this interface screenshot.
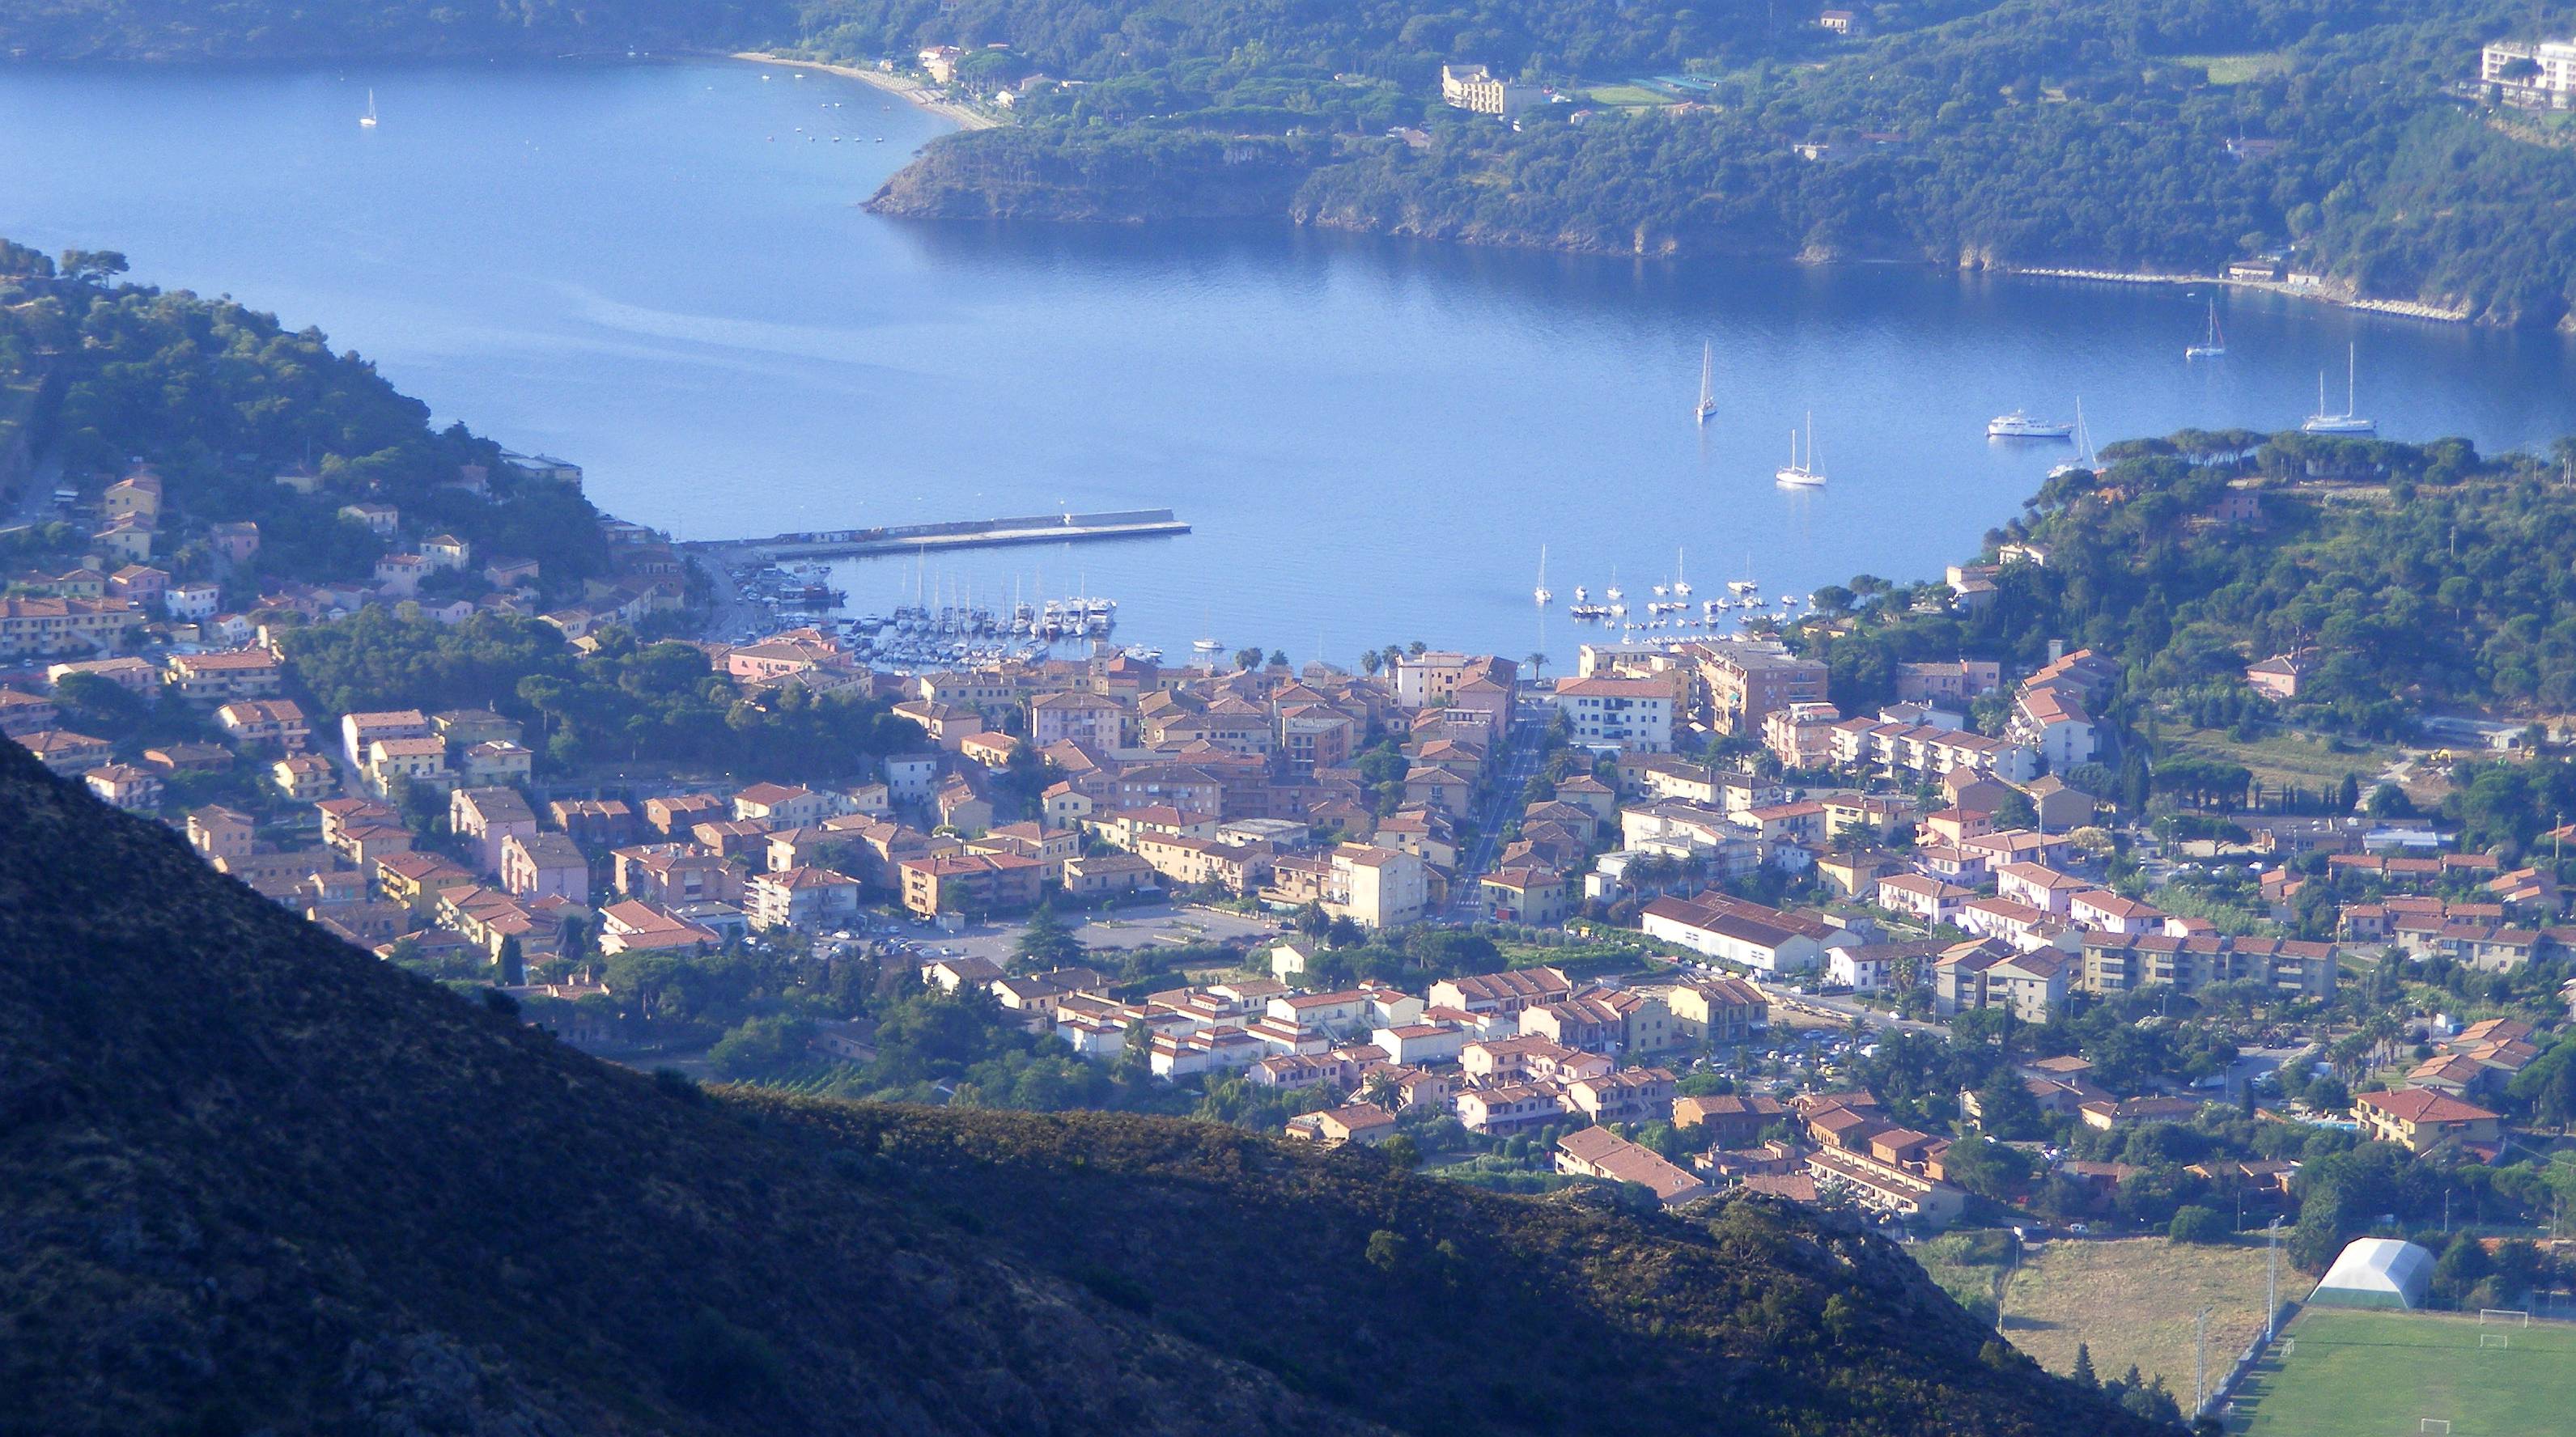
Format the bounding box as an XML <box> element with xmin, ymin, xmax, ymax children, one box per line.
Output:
<box><xmin>22</xmin><ymin>3</ymin><xmax>2576</xmax><ymax>1426</ymax></box>
<box><xmin>9</xmin><ymin>435</ymin><xmax>2574</xmax><ymax>1303</ymax></box>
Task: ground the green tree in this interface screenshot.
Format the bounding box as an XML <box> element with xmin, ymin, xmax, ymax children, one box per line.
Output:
<box><xmin>2167</xmin><ymin>1205</ymin><xmax>2229</xmax><ymax>1244</ymax></box>
<box><xmin>1011</xmin><ymin>904</ymin><xmax>1084</xmax><ymax>973</ymax></box>
<box><xmin>1942</xmin><ymin>1134</ymin><xmax>2031</xmax><ymax>1202</ymax></box>
<box><xmin>2507</xmin><ymin>1038</ymin><xmax>2576</xmax><ymax>1128</ymax></box>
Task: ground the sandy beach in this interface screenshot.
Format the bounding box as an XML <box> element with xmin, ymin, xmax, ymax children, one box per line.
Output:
<box><xmin>730</xmin><ymin>52</ymin><xmax>999</xmax><ymax>132</ymax></box>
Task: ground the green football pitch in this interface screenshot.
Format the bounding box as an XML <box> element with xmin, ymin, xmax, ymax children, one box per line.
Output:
<box><xmin>2228</xmin><ymin>1308</ymin><xmax>2576</xmax><ymax>1436</ymax></box>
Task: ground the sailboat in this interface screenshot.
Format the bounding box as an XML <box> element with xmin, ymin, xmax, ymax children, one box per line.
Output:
<box><xmin>2302</xmin><ymin>343</ymin><xmax>2374</xmax><ymax>434</ymax></box>
<box><xmin>1533</xmin><ymin>546</ymin><xmax>1553</xmax><ymax>606</ymax></box>
<box><xmin>1775</xmin><ymin>413</ymin><xmax>1825</xmax><ymax>487</ymax></box>
<box><xmin>1672</xmin><ymin>547</ymin><xmax>1692</xmax><ymax>598</ymax></box>
<box><xmin>2185</xmin><ymin>299</ymin><xmax>2224</xmax><ymax>358</ymax></box>
<box><xmin>1694</xmin><ymin>342</ymin><xmax>1717</xmax><ymax>426</ymax></box>
<box><xmin>359</xmin><ymin>89</ymin><xmax>380</xmax><ymax>128</ymax></box>
<box><xmin>2048</xmin><ymin>396</ymin><xmax>2098</xmax><ymax>479</ymax></box>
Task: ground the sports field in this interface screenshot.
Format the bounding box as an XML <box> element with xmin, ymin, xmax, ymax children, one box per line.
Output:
<box><xmin>2228</xmin><ymin>1308</ymin><xmax>2576</xmax><ymax>1436</ymax></box>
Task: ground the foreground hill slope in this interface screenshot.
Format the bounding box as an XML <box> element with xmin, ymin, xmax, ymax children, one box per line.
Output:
<box><xmin>0</xmin><ymin>744</ymin><xmax>2147</xmax><ymax>1436</ymax></box>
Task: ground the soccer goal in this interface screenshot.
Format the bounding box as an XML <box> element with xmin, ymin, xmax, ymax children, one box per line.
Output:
<box><xmin>2479</xmin><ymin>1332</ymin><xmax>2510</xmax><ymax>1350</ymax></box>
<box><xmin>2420</xmin><ymin>1420</ymin><xmax>2451</xmax><ymax>1435</ymax></box>
<box><xmin>2477</xmin><ymin>1308</ymin><xmax>2531</xmax><ymax>1326</ymax></box>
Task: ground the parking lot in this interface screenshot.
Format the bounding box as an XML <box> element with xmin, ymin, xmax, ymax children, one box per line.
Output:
<box><xmin>868</xmin><ymin>904</ymin><xmax>1288</xmax><ymax>971</ymax></box>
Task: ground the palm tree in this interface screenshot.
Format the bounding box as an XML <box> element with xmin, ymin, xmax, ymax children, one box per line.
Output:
<box><xmin>1362</xmin><ymin>1070</ymin><xmax>1403</xmax><ymax>1111</ymax></box>
<box><xmin>1524</xmin><ymin>652</ymin><xmax>1549</xmax><ymax>684</ymax></box>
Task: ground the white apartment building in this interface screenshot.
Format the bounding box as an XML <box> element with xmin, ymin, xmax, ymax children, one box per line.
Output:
<box><xmin>1551</xmin><ymin>676</ymin><xmax>1674</xmax><ymax>752</ymax></box>
<box><xmin>2484</xmin><ymin>40</ymin><xmax>2576</xmax><ymax>107</ymax></box>
<box><xmin>1440</xmin><ymin>63</ymin><xmax>1543</xmax><ymax>117</ymax></box>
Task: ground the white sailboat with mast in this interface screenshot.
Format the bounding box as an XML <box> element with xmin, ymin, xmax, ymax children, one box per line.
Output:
<box><xmin>2185</xmin><ymin>298</ymin><xmax>2224</xmax><ymax>358</ymax></box>
<box><xmin>1775</xmin><ymin>413</ymin><xmax>1824</xmax><ymax>487</ymax></box>
<box><xmin>359</xmin><ymin>88</ymin><xmax>380</xmax><ymax>128</ymax></box>
<box><xmin>1672</xmin><ymin>547</ymin><xmax>1692</xmax><ymax>598</ymax></box>
<box><xmin>1694</xmin><ymin>342</ymin><xmax>1717</xmax><ymax>426</ymax></box>
<box><xmin>2049</xmin><ymin>396</ymin><xmax>2099</xmax><ymax>478</ymax></box>
<box><xmin>2302</xmin><ymin>343</ymin><xmax>2374</xmax><ymax>434</ymax></box>
<box><xmin>1533</xmin><ymin>546</ymin><xmax>1552</xmax><ymax>606</ymax></box>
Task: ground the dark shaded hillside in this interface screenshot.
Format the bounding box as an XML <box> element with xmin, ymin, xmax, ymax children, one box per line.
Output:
<box><xmin>0</xmin><ymin>741</ymin><xmax>2152</xmax><ymax>1436</ymax></box>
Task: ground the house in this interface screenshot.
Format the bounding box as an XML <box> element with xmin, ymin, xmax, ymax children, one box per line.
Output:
<box><xmin>746</xmin><ymin>866</ymin><xmax>864</xmax><ymax>931</ymax></box>
<box><xmin>15</xmin><ymin>729</ymin><xmax>112</xmax><ymax>777</ymax></box>
<box><xmin>1694</xmin><ymin>641</ymin><xmax>1830</xmax><ymax>735</ymax></box>
<box><xmin>0</xmin><ymin>689</ymin><xmax>57</xmax><ymax>737</ymax></box>
<box><xmin>451</xmin><ymin>786</ymin><xmax>540</xmax><ymax>875</ymax></box>
<box><xmin>341</xmin><ymin>710</ymin><xmax>432</xmax><ymax>769</ymax></box>
<box><xmin>898</xmin><ymin>851</ymin><xmax>1043</xmax><ymax>921</ymax></box>
<box><xmin>1454</xmin><ymin>1083</ymin><xmax>1565</xmax><ymax>1135</ymax></box>
<box><xmin>2069</xmin><ymin>889</ymin><xmax>2163</xmax><ymax>935</ymax></box>
<box><xmin>1551</xmin><ymin>676</ymin><xmax>1674</xmax><ymax>752</ymax></box>
<box><xmin>214</xmin><ymin>698</ymin><xmax>312</xmax><ymax>753</ymax></box>
<box><xmin>1029</xmin><ymin>689</ymin><xmax>1123</xmax><ymax>748</ymax></box>
<box><xmin>1995</xmin><ymin>862</ymin><xmax>2092</xmax><ymax>914</ymax></box>
<box><xmin>1373</xmin><ymin>1023</ymin><xmax>1471</xmax><ymax>1066</ymax></box>
<box><xmin>1284</xmin><ymin>1103</ymin><xmax>1399</xmax><ymax>1147</ymax></box>
<box><xmin>1640</xmin><ymin>895</ymin><xmax>1826</xmax><ymax>973</ymax></box>
<box><xmin>163</xmin><ymin>581</ymin><xmax>220</xmax><ymax>621</ymax></box>
<box><xmin>1666</xmin><ymin>976</ymin><xmax>1768</xmax><ymax>1043</ymax></box>
<box><xmin>2009</xmin><ymin>685</ymin><xmax>2097</xmax><ymax>771</ymax></box>
<box><xmin>1438</xmin><ymin>62</ymin><xmax>1543</xmax><ymax>117</ymax></box>
<box><xmin>1428</xmin><ymin>968</ymin><xmax>1574</xmax><ymax>1019</ymax></box>
<box><xmin>1674</xmin><ymin>1093</ymin><xmax>1790</xmax><ymax>1147</ymax></box>
<box><xmin>1555</xmin><ymin>1127</ymin><xmax>1710</xmax><ymax>1207</ymax></box>
<box><xmin>1521</xmin><ymin>994</ymin><xmax>1628</xmax><ymax>1054</ymax></box>
<box><xmin>596</xmin><ymin>900</ymin><xmax>722</xmax><ymax>955</ymax></box>
<box><xmin>613</xmin><ymin>844</ymin><xmax>737</xmax><ymax>908</ymax></box>
<box><xmin>1062</xmin><ymin>850</ymin><xmax>1158</xmax><ymax>899</ymax></box>
<box><xmin>2351</xmin><ymin>1088</ymin><xmax>2503</xmax><ymax>1155</ymax></box>
<box><xmin>645</xmin><ymin>793</ymin><xmax>728</xmax><ymax>835</ymax></box>
<box><xmin>83</xmin><ymin>762</ymin><xmax>162</xmax><ymax>811</ymax></box>
<box><xmin>271</xmin><ymin>753</ymin><xmax>336</xmax><ymax>799</ymax></box>
<box><xmin>1319</xmin><ymin>843</ymin><xmax>1425</xmax><ymax>930</ymax></box>
<box><xmin>461</xmin><ymin>740</ymin><xmax>533</xmax><ymax>785</ymax></box>
<box><xmin>1479</xmin><ymin>865</ymin><xmax>1571</xmax><ymax>923</ymax></box>
<box><xmin>732</xmin><ymin>782</ymin><xmax>834</xmax><ymax>828</ymax></box>
<box><xmin>1876</xmin><ymin>873</ymin><xmax>1973</xmax><ymax>925</ymax></box>
<box><xmin>2</xmin><ymin>595</ymin><xmax>146</xmax><ymax>656</ymax></box>
<box><xmin>1957</xmin><ymin>896</ymin><xmax>2062</xmax><ymax>952</ymax></box>
<box><xmin>1565</xmin><ymin>1066</ymin><xmax>1677</xmax><ymax>1125</ymax></box>
<box><xmin>186</xmin><ymin>804</ymin><xmax>257</xmax><ymax>863</ymax></box>
<box><xmin>363</xmin><ymin>735</ymin><xmax>450</xmax><ymax>796</ymax></box>
<box><xmin>499</xmin><ymin>831</ymin><xmax>590</xmax><ymax>905</ymax></box>
<box><xmin>1933</xmin><ymin>939</ymin><xmax>2069</xmax><ymax>1021</ymax></box>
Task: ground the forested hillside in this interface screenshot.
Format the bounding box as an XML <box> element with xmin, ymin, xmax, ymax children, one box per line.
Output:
<box><xmin>1787</xmin><ymin>428</ymin><xmax>2576</xmax><ymax>838</ymax></box>
<box><xmin>0</xmin><ymin>743</ymin><xmax>2159</xmax><ymax>1436</ymax></box>
<box><xmin>842</xmin><ymin>0</ymin><xmax>2576</xmax><ymax>324</ymax></box>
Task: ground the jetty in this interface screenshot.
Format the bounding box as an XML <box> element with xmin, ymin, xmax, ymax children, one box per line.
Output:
<box><xmin>696</xmin><ymin>508</ymin><xmax>1188</xmax><ymax>562</ymax></box>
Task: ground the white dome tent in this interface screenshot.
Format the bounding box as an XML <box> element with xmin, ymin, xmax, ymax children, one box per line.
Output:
<box><xmin>2308</xmin><ymin>1237</ymin><xmax>2434</xmax><ymax>1310</ymax></box>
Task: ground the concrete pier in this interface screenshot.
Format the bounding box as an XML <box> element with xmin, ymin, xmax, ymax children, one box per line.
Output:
<box><xmin>694</xmin><ymin>508</ymin><xmax>1188</xmax><ymax>562</ymax></box>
